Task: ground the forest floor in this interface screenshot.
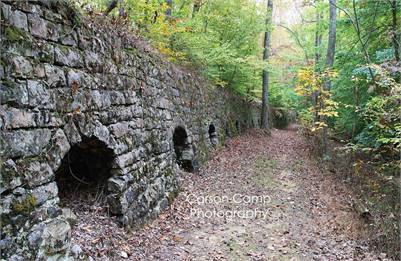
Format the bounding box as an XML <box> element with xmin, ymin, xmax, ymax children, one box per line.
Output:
<box><xmin>70</xmin><ymin>126</ymin><xmax>390</xmax><ymax>260</ymax></box>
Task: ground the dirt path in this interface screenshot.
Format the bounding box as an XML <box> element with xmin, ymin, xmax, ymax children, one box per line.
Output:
<box><xmin>72</xmin><ymin>127</ymin><xmax>389</xmax><ymax>260</ymax></box>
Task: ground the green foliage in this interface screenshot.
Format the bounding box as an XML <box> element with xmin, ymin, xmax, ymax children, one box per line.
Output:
<box><xmin>295</xmin><ymin>67</ymin><xmax>339</xmax><ymax>132</ymax></box>
<box><xmin>354</xmin><ymin>67</ymin><xmax>401</xmax><ymax>159</ymax></box>
<box><xmin>171</xmin><ymin>0</ymin><xmax>266</xmax><ymax>95</ymax></box>
<box><xmin>289</xmin><ymin>3</ymin><xmax>401</xmax><ymax>219</ymax></box>
<box><xmin>4</xmin><ymin>26</ymin><xmax>27</xmax><ymax>42</ymax></box>
<box><xmin>292</xmin><ymin>0</ymin><xmax>400</xmax><ymax>153</ymax></box>
<box><xmin>88</xmin><ymin>0</ymin><xmax>266</xmax><ymax>97</ymax></box>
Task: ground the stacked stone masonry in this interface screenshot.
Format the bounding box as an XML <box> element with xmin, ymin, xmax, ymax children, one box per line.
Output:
<box><xmin>0</xmin><ymin>1</ymin><xmax>260</xmax><ymax>259</ymax></box>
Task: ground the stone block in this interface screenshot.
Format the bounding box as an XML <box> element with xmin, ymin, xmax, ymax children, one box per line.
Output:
<box><xmin>109</xmin><ymin>91</ymin><xmax>126</xmax><ymax>105</ymax></box>
<box><xmin>22</xmin><ymin>161</ymin><xmax>54</xmax><ymax>188</ymax></box>
<box><xmin>10</xmin><ymin>10</ymin><xmax>28</xmax><ymax>31</ymax></box>
<box><xmin>27</xmin><ymin>224</ymin><xmax>44</xmax><ymax>250</ymax></box>
<box><xmin>54</xmin><ymin>46</ymin><xmax>83</xmax><ymax>67</ymax></box>
<box><xmin>45</xmin><ymin>129</ymin><xmax>71</xmax><ymax>171</ymax></box>
<box><xmin>84</xmin><ymin>50</ymin><xmax>103</xmax><ymax>72</ymax></box>
<box><xmin>59</xmin><ymin>26</ymin><xmax>77</xmax><ymax>46</ymax></box>
<box><xmin>1</xmin><ymin>159</ymin><xmax>22</xmax><ymax>194</ymax></box>
<box><xmin>27</xmin><ymin>80</ymin><xmax>54</xmax><ymax>109</ymax></box>
<box><xmin>65</xmin><ymin>68</ymin><xmax>81</xmax><ymax>88</ymax></box>
<box><xmin>107</xmin><ymin>176</ymin><xmax>125</xmax><ymax>193</ymax></box>
<box><xmin>0</xmin><ymin>80</ymin><xmax>29</xmax><ymax>106</ymax></box>
<box><xmin>45</xmin><ymin>64</ymin><xmax>66</xmax><ymax>88</ymax></box>
<box><xmin>1</xmin><ymin>4</ymin><xmax>12</xmax><ymax>21</ymax></box>
<box><xmin>10</xmin><ymin>55</ymin><xmax>33</xmax><ymax>78</ymax></box>
<box><xmin>34</xmin><ymin>64</ymin><xmax>45</xmax><ymax>78</ymax></box>
<box><xmin>38</xmin><ymin>44</ymin><xmax>55</xmax><ymax>63</ymax></box>
<box><xmin>41</xmin><ymin>219</ymin><xmax>71</xmax><ymax>254</ymax></box>
<box><xmin>108</xmin><ymin>121</ymin><xmax>131</xmax><ymax>138</ymax></box>
<box><xmin>63</xmin><ymin>119</ymin><xmax>82</xmax><ymax>145</ymax></box>
<box><xmin>2</xmin><ymin>129</ymin><xmax>51</xmax><ymax>158</ymax></box>
<box><xmin>124</xmin><ymin>184</ymin><xmax>140</xmax><ymax>206</ymax></box>
<box><xmin>89</xmin><ymin>90</ymin><xmax>111</xmax><ymax>110</ymax></box>
<box><xmin>2</xmin><ymin>108</ymin><xmax>63</xmax><ymax>129</ymax></box>
<box><xmin>107</xmin><ymin>194</ymin><xmax>128</xmax><ymax>215</ymax></box>
<box><xmin>61</xmin><ymin>208</ymin><xmax>77</xmax><ymax>226</ymax></box>
<box><xmin>1</xmin><ymin>107</ymin><xmax>37</xmax><ymax>129</ymax></box>
<box><xmin>46</xmin><ymin>21</ymin><xmax>60</xmax><ymax>42</ymax></box>
<box><xmin>28</xmin><ymin>14</ymin><xmax>48</xmax><ymax>38</ymax></box>
<box><xmin>30</xmin><ymin>182</ymin><xmax>58</xmax><ymax>206</ymax></box>
<box><xmin>115</xmin><ymin>150</ymin><xmax>141</xmax><ymax>168</ymax></box>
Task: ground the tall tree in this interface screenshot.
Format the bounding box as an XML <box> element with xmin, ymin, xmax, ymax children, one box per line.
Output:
<box><xmin>261</xmin><ymin>0</ymin><xmax>273</xmax><ymax>129</ymax></box>
<box><xmin>165</xmin><ymin>0</ymin><xmax>173</xmax><ymax>17</ymax></box>
<box><xmin>314</xmin><ymin>8</ymin><xmax>322</xmax><ymax>68</ymax></box>
<box><xmin>325</xmin><ymin>0</ymin><xmax>337</xmax><ymax>90</ymax></box>
<box><xmin>390</xmin><ymin>0</ymin><xmax>400</xmax><ymax>84</ymax></box>
<box><xmin>192</xmin><ymin>0</ymin><xmax>202</xmax><ymax>17</ymax></box>
<box><xmin>321</xmin><ymin>0</ymin><xmax>337</xmax><ymax>153</ymax></box>
<box><xmin>391</xmin><ymin>0</ymin><xmax>400</xmax><ymax>62</ymax></box>
<box><xmin>312</xmin><ymin>2</ymin><xmax>323</xmax><ymax>121</ymax></box>
<box><xmin>104</xmin><ymin>0</ymin><xmax>126</xmax><ymax>16</ymax></box>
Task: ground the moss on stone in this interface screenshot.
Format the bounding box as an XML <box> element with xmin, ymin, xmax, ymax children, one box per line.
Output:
<box><xmin>164</xmin><ymin>168</ymin><xmax>174</xmax><ymax>177</ymax></box>
<box><xmin>49</xmin><ymin>0</ymin><xmax>83</xmax><ymax>26</ymax></box>
<box><xmin>11</xmin><ymin>195</ymin><xmax>37</xmax><ymax>215</ymax></box>
<box><xmin>4</xmin><ymin>26</ymin><xmax>33</xmax><ymax>54</ymax></box>
<box><xmin>0</xmin><ymin>214</ymin><xmax>12</xmax><ymax>227</ymax></box>
<box><xmin>1</xmin><ymin>78</ymin><xmax>17</xmax><ymax>88</ymax></box>
<box><xmin>2</xmin><ymin>169</ymin><xmax>16</xmax><ymax>188</ymax></box>
<box><xmin>4</xmin><ymin>26</ymin><xmax>27</xmax><ymax>42</ymax></box>
<box><xmin>56</xmin><ymin>44</ymin><xmax>71</xmax><ymax>56</ymax></box>
<box><xmin>0</xmin><ymin>58</ymin><xmax>5</xmax><ymax>68</ymax></box>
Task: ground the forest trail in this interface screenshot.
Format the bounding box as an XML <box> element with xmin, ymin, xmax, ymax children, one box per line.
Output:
<box><xmin>72</xmin><ymin>127</ymin><xmax>388</xmax><ymax>260</ymax></box>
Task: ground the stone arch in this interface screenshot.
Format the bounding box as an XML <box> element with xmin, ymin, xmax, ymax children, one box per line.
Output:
<box><xmin>55</xmin><ymin>135</ymin><xmax>116</xmax><ymax>208</ymax></box>
<box><xmin>235</xmin><ymin>120</ymin><xmax>241</xmax><ymax>133</ymax></box>
<box><xmin>251</xmin><ymin>119</ymin><xmax>256</xmax><ymax>128</ymax></box>
<box><xmin>208</xmin><ymin>123</ymin><xmax>218</xmax><ymax>146</ymax></box>
<box><xmin>225</xmin><ymin>121</ymin><xmax>232</xmax><ymax>138</ymax></box>
<box><xmin>52</xmin><ymin>118</ymin><xmax>124</xmax><ymax>217</ymax></box>
<box><xmin>172</xmin><ymin>126</ymin><xmax>195</xmax><ymax>172</ymax></box>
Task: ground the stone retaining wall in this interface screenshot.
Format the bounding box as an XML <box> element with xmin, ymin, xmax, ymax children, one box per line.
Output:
<box><xmin>0</xmin><ymin>1</ymin><xmax>259</xmax><ymax>259</ymax></box>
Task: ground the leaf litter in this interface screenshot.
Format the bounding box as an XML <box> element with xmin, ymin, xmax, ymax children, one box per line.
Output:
<box><xmin>68</xmin><ymin>126</ymin><xmax>391</xmax><ymax>260</ymax></box>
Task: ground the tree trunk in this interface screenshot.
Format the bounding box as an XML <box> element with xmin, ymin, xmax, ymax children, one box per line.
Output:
<box><xmin>314</xmin><ymin>10</ymin><xmax>322</xmax><ymax>67</ymax></box>
<box><xmin>192</xmin><ymin>0</ymin><xmax>201</xmax><ymax>17</ymax></box>
<box><xmin>351</xmin><ymin>0</ymin><xmax>374</xmax><ymax>79</ymax></box>
<box><xmin>165</xmin><ymin>0</ymin><xmax>173</xmax><ymax>17</ymax></box>
<box><xmin>261</xmin><ymin>0</ymin><xmax>273</xmax><ymax>129</ymax></box>
<box><xmin>391</xmin><ymin>0</ymin><xmax>400</xmax><ymax>61</ymax></box>
<box><xmin>105</xmin><ymin>0</ymin><xmax>125</xmax><ymax>16</ymax></box>
<box><xmin>312</xmin><ymin>7</ymin><xmax>322</xmax><ymax>122</ymax></box>
<box><xmin>325</xmin><ymin>0</ymin><xmax>337</xmax><ymax>89</ymax></box>
<box><xmin>105</xmin><ymin>0</ymin><xmax>118</xmax><ymax>15</ymax></box>
<box><xmin>321</xmin><ymin>0</ymin><xmax>337</xmax><ymax>154</ymax></box>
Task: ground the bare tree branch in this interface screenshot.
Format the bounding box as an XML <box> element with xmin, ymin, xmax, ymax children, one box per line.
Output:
<box><xmin>277</xmin><ymin>24</ymin><xmax>310</xmax><ymax>63</ymax></box>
